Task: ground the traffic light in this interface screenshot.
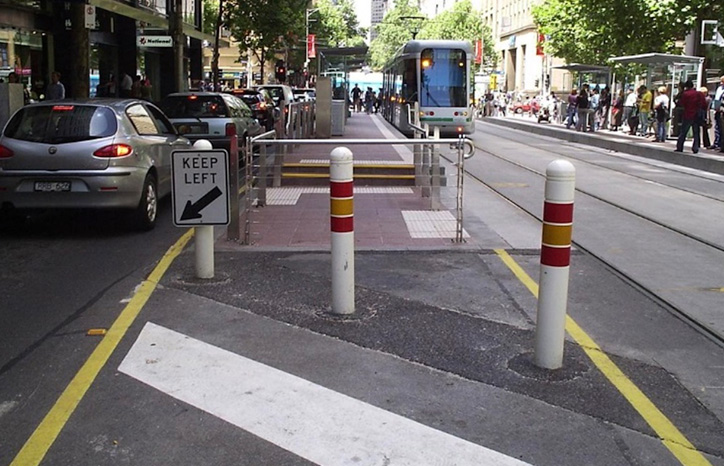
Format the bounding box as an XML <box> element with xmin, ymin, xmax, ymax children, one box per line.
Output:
<box><xmin>275</xmin><ymin>60</ymin><xmax>286</xmax><ymax>83</ymax></box>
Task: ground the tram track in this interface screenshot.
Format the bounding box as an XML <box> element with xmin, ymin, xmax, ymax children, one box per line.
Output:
<box><xmin>444</xmin><ymin>123</ymin><xmax>724</xmax><ymax>349</ymax></box>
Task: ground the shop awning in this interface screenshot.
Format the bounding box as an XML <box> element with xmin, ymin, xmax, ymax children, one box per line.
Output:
<box><xmin>90</xmin><ymin>0</ymin><xmax>227</xmax><ymax>47</ymax></box>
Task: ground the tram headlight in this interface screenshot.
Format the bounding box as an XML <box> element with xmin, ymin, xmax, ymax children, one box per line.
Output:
<box><xmin>421</xmin><ymin>58</ymin><xmax>432</xmax><ymax>68</ymax></box>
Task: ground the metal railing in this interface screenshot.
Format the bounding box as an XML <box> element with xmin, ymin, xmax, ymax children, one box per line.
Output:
<box><xmin>238</xmin><ymin>136</ymin><xmax>474</xmax><ymax>245</ymax></box>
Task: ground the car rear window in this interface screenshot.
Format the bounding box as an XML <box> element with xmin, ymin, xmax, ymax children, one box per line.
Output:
<box><xmin>240</xmin><ymin>95</ymin><xmax>260</xmax><ymax>106</ymax></box>
<box><xmin>3</xmin><ymin>105</ymin><xmax>117</xmax><ymax>144</ymax></box>
<box><xmin>159</xmin><ymin>95</ymin><xmax>229</xmax><ymax>118</ymax></box>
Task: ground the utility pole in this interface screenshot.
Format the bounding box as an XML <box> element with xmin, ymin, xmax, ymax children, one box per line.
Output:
<box><xmin>212</xmin><ymin>0</ymin><xmax>224</xmax><ymax>91</ymax></box>
<box><xmin>70</xmin><ymin>2</ymin><xmax>90</xmax><ymax>98</ymax></box>
<box><xmin>172</xmin><ymin>0</ymin><xmax>185</xmax><ymax>92</ymax></box>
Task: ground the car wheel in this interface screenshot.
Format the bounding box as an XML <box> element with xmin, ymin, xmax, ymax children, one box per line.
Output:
<box><xmin>133</xmin><ymin>173</ymin><xmax>158</xmax><ymax>231</ymax></box>
<box><xmin>515</xmin><ymin>108</ymin><xmax>523</xmax><ymax>114</ymax></box>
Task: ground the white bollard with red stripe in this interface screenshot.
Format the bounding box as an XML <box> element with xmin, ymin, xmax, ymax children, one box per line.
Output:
<box><xmin>330</xmin><ymin>147</ymin><xmax>355</xmax><ymax>315</ymax></box>
<box><xmin>535</xmin><ymin>160</ymin><xmax>575</xmax><ymax>370</ymax></box>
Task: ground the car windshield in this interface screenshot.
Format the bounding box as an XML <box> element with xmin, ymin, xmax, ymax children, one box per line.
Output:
<box><xmin>159</xmin><ymin>95</ymin><xmax>229</xmax><ymax>118</ymax></box>
<box><xmin>3</xmin><ymin>104</ymin><xmax>117</xmax><ymax>144</ymax></box>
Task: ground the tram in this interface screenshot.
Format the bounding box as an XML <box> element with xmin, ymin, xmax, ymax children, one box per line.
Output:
<box><xmin>381</xmin><ymin>40</ymin><xmax>475</xmax><ymax>136</ymax></box>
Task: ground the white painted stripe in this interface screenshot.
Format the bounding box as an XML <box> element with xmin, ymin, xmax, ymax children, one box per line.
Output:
<box><xmin>266</xmin><ymin>187</ymin><xmax>414</xmax><ymax>205</ymax></box>
<box><xmin>300</xmin><ymin>159</ymin><xmax>414</xmax><ymax>165</ymax></box>
<box><xmin>119</xmin><ymin>323</ymin><xmax>530</xmax><ymax>466</ymax></box>
<box><xmin>369</xmin><ymin>115</ymin><xmax>414</xmax><ymax>163</ymax></box>
<box><xmin>402</xmin><ymin>210</ymin><xmax>470</xmax><ymax>239</ymax></box>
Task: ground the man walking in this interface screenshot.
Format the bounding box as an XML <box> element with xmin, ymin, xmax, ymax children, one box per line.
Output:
<box><xmin>351</xmin><ymin>84</ymin><xmax>362</xmax><ymax>113</ymax></box>
<box><xmin>675</xmin><ymin>80</ymin><xmax>707</xmax><ymax>154</ymax></box>
<box><xmin>46</xmin><ymin>71</ymin><xmax>65</xmax><ymax>100</ymax></box>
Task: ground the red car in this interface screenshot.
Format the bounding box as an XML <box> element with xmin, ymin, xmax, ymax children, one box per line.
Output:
<box><xmin>512</xmin><ymin>99</ymin><xmax>541</xmax><ymax>115</ymax></box>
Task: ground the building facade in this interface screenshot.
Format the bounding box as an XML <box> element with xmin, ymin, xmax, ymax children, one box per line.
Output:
<box><xmin>0</xmin><ymin>0</ymin><xmax>213</xmax><ymax>102</ymax></box>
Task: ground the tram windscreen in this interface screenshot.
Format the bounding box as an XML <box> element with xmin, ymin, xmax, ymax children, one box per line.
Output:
<box><xmin>419</xmin><ymin>48</ymin><xmax>467</xmax><ymax>107</ymax></box>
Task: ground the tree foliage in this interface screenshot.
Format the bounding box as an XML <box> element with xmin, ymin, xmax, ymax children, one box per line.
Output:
<box><xmin>202</xmin><ymin>0</ymin><xmax>219</xmax><ymax>36</ymax></box>
<box><xmin>418</xmin><ymin>0</ymin><xmax>495</xmax><ymax>67</ymax></box>
<box><xmin>312</xmin><ymin>0</ymin><xmax>366</xmax><ymax>48</ymax></box>
<box><xmin>368</xmin><ymin>0</ymin><xmax>423</xmax><ymax>70</ymax></box>
<box><xmin>369</xmin><ymin>0</ymin><xmax>494</xmax><ymax>70</ymax></box>
<box><xmin>224</xmin><ymin>0</ymin><xmax>306</xmax><ymax>82</ymax></box>
<box><xmin>532</xmin><ymin>0</ymin><xmax>712</xmax><ymax>65</ymax></box>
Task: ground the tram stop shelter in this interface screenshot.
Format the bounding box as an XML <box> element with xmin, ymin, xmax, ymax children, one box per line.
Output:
<box><xmin>608</xmin><ymin>53</ymin><xmax>706</xmax><ymax>137</ymax></box>
<box><xmin>552</xmin><ymin>63</ymin><xmax>612</xmax><ymax>90</ymax></box>
<box><xmin>314</xmin><ymin>46</ymin><xmax>368</xmax><ymax>137</ymax></box>
<box><xmin>608</xmin><ymin>53</ymin><xmax>705</xmax><ymax>90</ymax></box>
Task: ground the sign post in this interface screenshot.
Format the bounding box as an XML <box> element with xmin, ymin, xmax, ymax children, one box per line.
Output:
<box><xmin>172</xmin><ymin>145</ymin><xmax>230</xmax><ymax>278</ymax></box>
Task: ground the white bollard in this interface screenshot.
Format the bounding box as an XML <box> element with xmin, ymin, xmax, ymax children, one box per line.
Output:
<box><xmin>330</xmin><ymin>147</ymin><xmax>355</xmax><ymax>314</ymax></box>
<box><xmin>534</xmin><ymin>159</ymin><xmax>575</xmax><ymax>369</ymax></box>
<box><xmin>193</xmin><ymin>139</ymin><xmax>215</xmax><ymax>279</ymax></box>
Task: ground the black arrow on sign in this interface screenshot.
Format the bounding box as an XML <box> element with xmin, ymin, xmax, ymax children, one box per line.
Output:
<box><xmin>181</xmin><ymin>186</ymin><xmax>223</xmax><ymax>220</ymax></box>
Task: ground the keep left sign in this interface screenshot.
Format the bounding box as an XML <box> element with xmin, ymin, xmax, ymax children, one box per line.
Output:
<box><xmin>171</xmin><ymin>150</ymin><xmax>230</xmax><ymax>226</ymax></box>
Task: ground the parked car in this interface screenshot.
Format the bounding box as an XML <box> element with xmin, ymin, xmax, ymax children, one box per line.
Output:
<box><xmin>158</xmin><ymin>92</ymin><xmax>263</xmax><ymax>151</ymax></box>
<box><xmin>0</xmin><ymin>99</ymin><xmax>191</xmax><ymax>230</ymax></box>
<box><xmin>256</xmin><ymin>84</ymin><xmax>295</xmax><ymax>121</ymax></box>
<box><xmin>230</xmin><ymin>88</ymin><xmax>278</xmax><ymax>131</ymax></box>
<box><xmin>292</xmin><ymin>88</ymin><xmax>316</xmax><ymax>102</ymax></box>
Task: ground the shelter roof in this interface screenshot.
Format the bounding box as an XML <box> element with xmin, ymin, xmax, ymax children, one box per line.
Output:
<box><xmin>608</xmin><ymin>53</ymin><xmax>704</xmax><ymax>66</ymax></box>
<box><xmin>552</xmin><ymin>63</ymin><xmax>610</xmax><ymax>73</ymax></box>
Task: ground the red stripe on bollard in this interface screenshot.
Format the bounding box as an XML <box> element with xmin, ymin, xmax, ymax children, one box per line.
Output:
<box><xmin>331</xmin><ymin>216</ymin><xmax>354</xmax><ymax>233</ymax></box>
<box><xmin>331</xmin><ymin>181</ymin><xmax>354</xmax><ymax>198</ymax></box>
<box><xmin>543</xmin><ymin>202</ymin><xmax>573</xmax><ymax>224</ymax></box>
<box><xmin>541</xmin><ymin>245</ymin><xmax>571</xmax><ymax>267</ymax></box>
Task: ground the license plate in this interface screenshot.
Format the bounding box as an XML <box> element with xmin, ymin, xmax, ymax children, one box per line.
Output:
<box><xmin>35</xmin><ymin>181</ymin><xmax>71</xmax><ymax>192</ymax></box>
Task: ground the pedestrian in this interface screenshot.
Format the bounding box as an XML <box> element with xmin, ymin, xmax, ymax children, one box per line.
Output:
<box><xmin>364</xmin><ymin>87</ymin><xmax>374</xmax><ymax>114</ymax></box>
<box><xmin>599</xmin><ymin>88</ymin><xmax>611</xmax><ymax>130</ymax></box>
<box><xmin>141</xmin><ymin>76</ymin><xmax>153</xmax><ymax>101</ymax></box>
<box><xmin>637</xmin><ymin>85</ymin><xmax>652</xmax><ymax>137</ymax></box>
<box><xmin>119</xmin><ymin>72</ymin><xmax>133</xmax><ymax>98</ymax></box>
<box><xmin>575</xmin><ymin>84</ymin><xmax>591</xmax><ymax>132</ymax></box>
<box><xmin>351</xmin><ymin>84</ymin><xmax>362</xmax><ymax>112</ymax></box>
<box><xmin>698</xmin><ymin>86</ymin><xmax>713</xmax><ymax>149</ymax></box>
<box><xmin>675</xmin><ymin>80</ymin><xmax>707</xmax><ymax>154</ymax></box>
<box><xmin>590</xmin><ymin>87</ymin><xmax>600</xmax><ymax>131</ymax></box>
<box><xmin>712</xmin><ymin>75</ymin><xmax>724</xmax><ymax>151</ymax></box>
<box><xmin>610</xmin><ymin>90</ymin><xmax>624</xmax><ymax>131</ymax></box>
<box><xmin>653</xmin><ymin>86</ymin><xmax>670</xmax><ymax>142</ymax></box>
<box><xmin>46</xmin><ymin>71</ymin><xmax>65</xmax><ymax>100</ymax></box>
<box><xmin>131</xmin><ymin>75</ymin><xmax>142</xmax><ymax>98</ymax></box>
<box><xmin>622</xmin><ymin>88</ymin><xmax>637</xmax><ymax>133</ymax></box>
<box><xmin>565</xmin><ymin>88</ymin><xmax>577</xmax><ymax>129</ymax></box>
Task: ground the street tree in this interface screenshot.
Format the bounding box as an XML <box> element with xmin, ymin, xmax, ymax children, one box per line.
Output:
<box><xmin>312</xmin><ymin>0</ymin><xmax>365</xmax><ymax>48</ymax></box>
<box><xmin>224</xmin><ymin>0</ymin><xmax>306</xmax><ymax>84</ymax></box>
<box><xmin>418</xmin><ymin>0</ymin><xmax>495</xmax><ymax>68</ymax></box>
<box><xmin>368</xmin><ymin>0</ymin><xmax>423</xmax><ymax>70</ymax></box>
<box><xmin>532</xmin><ymin>0</ymin><xmax>712</xmax><ymax>65</ymax></box>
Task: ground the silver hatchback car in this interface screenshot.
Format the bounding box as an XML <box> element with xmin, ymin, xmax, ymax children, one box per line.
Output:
<box><xmin>0</xmin><ymin>99</ymin><xmax>191</xmax><ymax>230</ymax></box>
<box><xmin>159</xmin><ymin>92</ymin><xmax>262</xmax><ymax>152</ymax></box>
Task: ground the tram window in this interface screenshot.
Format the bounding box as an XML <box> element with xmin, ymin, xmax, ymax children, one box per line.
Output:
<box><xmin>402</xmin><ymin>59</ymin><xmax>417</xmax><ymax>102</ymax></box>
<box><xmin>420</xmin><ymin>48</ymin><xmax>467</xmax><ymax>107</ymax></box>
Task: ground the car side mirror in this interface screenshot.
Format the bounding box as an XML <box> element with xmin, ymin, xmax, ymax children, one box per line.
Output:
<box><xmin>272</xmin><ymin>107</ymin><xmax>282</xmax><ymax>120</ymax></box>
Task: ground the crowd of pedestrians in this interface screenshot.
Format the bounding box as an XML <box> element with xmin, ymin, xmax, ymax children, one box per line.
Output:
<box><xmin>494</xmin><ymin>76</ymin><xmax>724</xmax><ymax>153</ymax></box>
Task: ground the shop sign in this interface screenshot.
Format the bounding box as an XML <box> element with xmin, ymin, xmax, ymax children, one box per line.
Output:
<box><xmin>137</xmin><ymin>36</ymin><xmax>174</xmax><ymax>47</ymax></box>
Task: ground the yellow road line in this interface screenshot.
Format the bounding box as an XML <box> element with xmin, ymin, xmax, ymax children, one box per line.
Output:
<box><xmin>11</xmin><ymin>229</ymin><xmax>195</xmax><ymax>466</ymax></box>
<box><xmin>494</xmin><ymin>249</ymin><xmax>712</xmax><ymax>466</ymax></box>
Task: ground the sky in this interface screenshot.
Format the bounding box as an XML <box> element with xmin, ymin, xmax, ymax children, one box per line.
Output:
<box><xmin>353</xmin><ymin>0</ymin><xmax>372</xmax><ymax>29</ymax></box>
